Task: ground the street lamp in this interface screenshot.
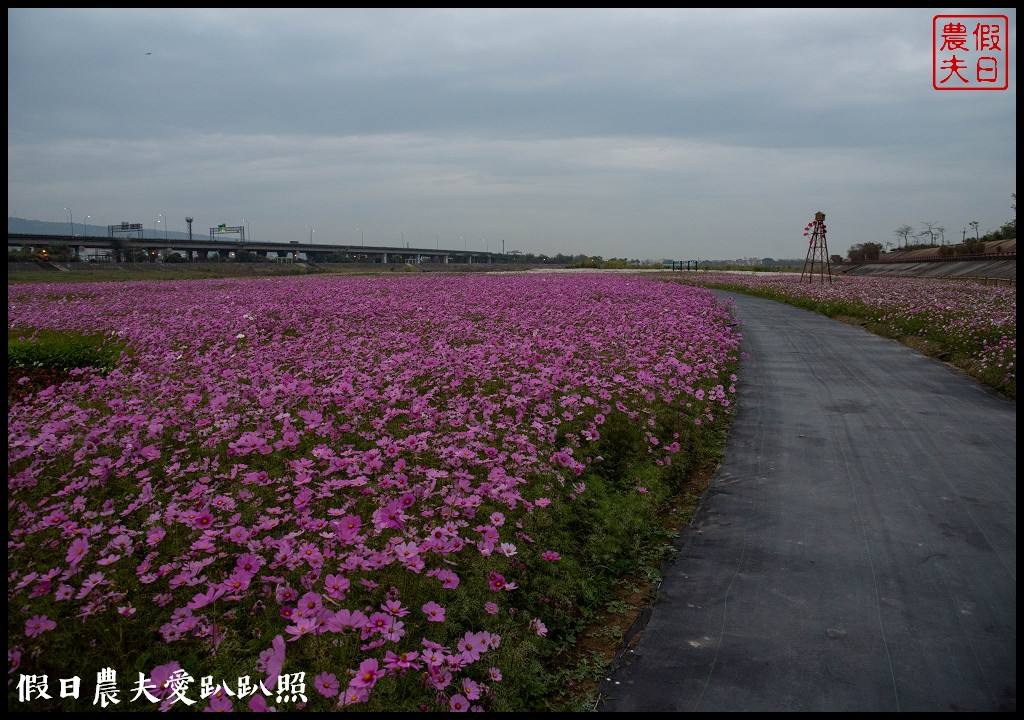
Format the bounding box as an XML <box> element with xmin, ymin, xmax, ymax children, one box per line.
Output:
<box><xmin>242</xmin><ymin>219</ymin><xmax>249</xmax><ymax>242</ymax></box>
<box><xmin>461</xmin><ymin>235</ymin><xmax>465</xmax><ymax>251</ymax></box>
<box><xmin>435</xmin><ymin>234</ymin><xmax>439</xmax><ymax>250</ymax></box>
<box><xmin>483</xmin><ymin>237</ymin><xmax>488</xmax><ymax>253</ymax></box>
<box><xmin>306</xmin><ymin>224</ymin><xmax>314</xmax><ymax>245</ymax></box>
<box><xmin>83</xmin><ymin>215</ymin><xmax>91</xmax><ymax>237</ymax></box>
<box><xmin>399</xmin><ymin>231</ymin><xmax>404</xmax><ymax>248</ymax></box>
<box><xmin>64</xmin><ymin>207</ymin><xmax>73</xmax><ymax>238</ymax></box>
<box><xmin>158</xmin><ymin>213</ymin><xmax>167</xmax><ymax>240</ymax></box>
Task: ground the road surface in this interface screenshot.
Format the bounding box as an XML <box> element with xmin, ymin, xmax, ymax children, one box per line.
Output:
<box><xmin>597</xmin><ymin>291</ymin><xmax>1016</xmax><ymax>712</ymax></box>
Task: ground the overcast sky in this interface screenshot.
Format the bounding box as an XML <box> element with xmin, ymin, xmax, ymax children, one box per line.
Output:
<box><xmin>7</xmin><ymin>8</ymin><xmax>1017</xmax><ymax>260</ymax></box>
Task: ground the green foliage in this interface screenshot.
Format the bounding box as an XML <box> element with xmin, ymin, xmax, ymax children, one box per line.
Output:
<box><xmin>846</xmin><ymin>242</ymin><xmax>883</xmax><ymax>262</ymax></box>
<box><xmin>8</xmin><ymin>247</ymin><xmax>79</xmax><ymax>262</ymax></box>
<box><xmin>8</xmin><ymin>329</ymin><xmax>124</xmax><ymax>373</ymax></box>
<box><xmin>9</xmin><ymin>248</ymin><xmax>46</xmax><ymax>262</ymax></box>
<box><xmin>601</xmin><ymin>258</ymin><xmax>631</xmax><ymax>269</ymax></box>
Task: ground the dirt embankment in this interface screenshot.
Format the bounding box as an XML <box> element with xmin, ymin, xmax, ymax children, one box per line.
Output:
<box><xmin>884</xmin><ymin>238</ymin><xmax>1015</xmax><ymax>260</ymax></box>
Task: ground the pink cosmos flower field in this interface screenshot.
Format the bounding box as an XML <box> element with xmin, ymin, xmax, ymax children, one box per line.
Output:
<box><xmin>673</xmin><ymin>271</ymin><xmax>1016</xmax><ymax>397</ymax></box>
<box><xmin>8</xmin><ymin>272</ymin><xmax>741</xmax><ymax>711</ymax></box>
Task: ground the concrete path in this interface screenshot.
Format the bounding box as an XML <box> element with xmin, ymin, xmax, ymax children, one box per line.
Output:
<box><xmin>597</xmin><ymin>291</ymin><xmax>1016</xmax><ymax>712</ymax></box>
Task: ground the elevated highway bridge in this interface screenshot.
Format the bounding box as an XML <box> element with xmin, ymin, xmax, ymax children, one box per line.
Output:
<box><xmin>8</xmin><ymin>232</ymin><xmax>506</xmax><ymax>265</ymax></box>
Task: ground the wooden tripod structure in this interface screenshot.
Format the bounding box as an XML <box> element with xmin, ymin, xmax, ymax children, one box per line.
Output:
<box><xmin>800</xmin><ymin>211</ymin><xmax>832</xmax><ymax>284</ymax></box>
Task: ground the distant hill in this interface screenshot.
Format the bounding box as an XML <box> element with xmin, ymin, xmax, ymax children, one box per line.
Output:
<box><xmin>9</xmin><ymin>216</ymin><xmax>195</xmax><ymax>241</ymax></box>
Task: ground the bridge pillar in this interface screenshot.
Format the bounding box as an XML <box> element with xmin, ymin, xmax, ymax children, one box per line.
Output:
<box><xmin>219</xmin><ymin>249</ymin><xmax>231</xmax><ymax>261</ymax></box>
<box><xmin>382</xmin><ymin>253</ymin><xmax>388</xmax><ymax>264</ymax></box>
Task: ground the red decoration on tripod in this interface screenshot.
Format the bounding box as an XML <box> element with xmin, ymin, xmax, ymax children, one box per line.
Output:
<box><xmin>800</xmin><ymin>211</ymin><xmax>832</xmax><ymax>284</ymax></box>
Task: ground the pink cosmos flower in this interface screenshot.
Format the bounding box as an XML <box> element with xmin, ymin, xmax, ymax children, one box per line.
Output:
<box><xmin>248</xmin><ymin>694</ymin><xmax>275</xmax><ymax>712</ymax></box>
<box><xmin>235</xmin><ymin>553</ymin><xmax>263</xmax><ymax>575</ymax></box>
<box><xmin>187</xmin><ymin>585</ymin><xmax>226</xmax><ymax>610</ymax></box>
<box><xmin>381</xmin><ymin>599</ymin><xmax>409</xmax><ymax>617</ymax></box>
<box><xmin>285</xmin><ymin>616</ymin><xmax>321</xmax><ymax>641</ymax></box>
<box><xmin>461</xmin><ymin>677</ymin><xmax>482</xmax><ymax>700</ymax></box>
<box><xmin>436</xmin><ymin>569</ymin><xmax>459</xmax><ymax>589</ymax></box>
<box><xmin>296</xmin><ymin>591</ymin><xmax>323</xmax><ymax>615</ymax></box>
<box><xmin>541</xmin><ymin>551</ymin><xmax>561</xmax><ymax>562</ymax></box>
<box><xmin>205</xmin><ymin>693</ymin><xmax>233</xmax><ymax>712</ymax></box>
<box><xmin>457</xmin><ymin>631</ymin><xmax>485</xmax><ymax>662</ymax></box>
<box><xmin>66</xmin><ymin>537</ymin><xmax>89</xmax><ymax>566</ymax></box>
<box><xmin>422</xmin><ymin>601</ymin><xmax>446</xmax><ymax>622</ymax></box>
<box><xmin>349</xmin><ymin>658</ymin><xmax>385</xmax><ymax>689</ymax></box>
<box><xmin>146</xmin><ymin>526</ymin><xmax>166</xmax><ymax>546</ymax></box>
<box><xmin>383</xmin><ymin>650</ymin><xmax>421</xmax><ymax>673</ymax></box>
<box><xmin>149</xmin><ymin>661</ymin><xmax>183</xmax><ymax>699</ymax></box>
<box><xmin>192</xmin><ymin>511</ymin><xmax>214</xmax><ymax>529</ymax></box>
<box><xmin>321</xmin><ymin>608</ymin><xmax>369</xmax><ymax>633</ymax></box>
<box><xmin>76</xmin><ymin>571</ymin><xmax>106</xmax><ymax>599</ymax></box>
<box><xmin>341</xmin><ymin>685</ymin><xmax>369</xmax><ymax>706</ymax></box>
<box><xmin>259</xmin><ymin>635</ymin><xmax>286</xmax><ymax>690</ymax></box>
<box><xmin>222</xmin><ymin>570</ymin><xmax>252</xmax><ymax>596</ymax></box>
<box><xmin>139</xmin><ymin>444</ymin><xmax>161</xmax><ymax>460</ymax></box>
<box><xmin>24</xmin><ymin>615</ymin><xmax>56</xmax><ymax>638</ymax></box>
<box><xmin>275</xmin><ymin>585</ymin><xmax>298</xmax><ymax>604</ymax></box>
<box><xmin>449</xmin><ymin>694</ymin><xmax>470</xmax><ymax>711</ymax></box>
<box><xmin>381</xmin><ymin>619</ymin><xmax>405</xmax><ymax>642</ymax></box>
<box><xmin>314</xmin><ymin>672</ymin><xmax>340</xmax><ymax>698</ymax></box>
<box><xmin>323</xmin><ymin>573</ymin><xmax>350</xmax><ymax>600</ymax></box>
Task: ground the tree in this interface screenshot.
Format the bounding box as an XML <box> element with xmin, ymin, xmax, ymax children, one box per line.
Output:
<box><xmin>110</xmin><ymin>236</ymin><xmax>129</xmax><ymax>263</ymax></box>
<box><xmin>894</xmin><ymin>224</ymin><xmax>914</xmax><ymax>248</ymax></box>
<box><xmin>846</xmin><ymin>242</ymin><xmax>883</xmax><ymax>262</ymax></box>
<box><xmin>919</xmin><ymin>221</ymin><xmax>939</xmax><ymax>244</ymax></box>
<box><xmin>969</xmin><ymin>220</ymin><xmax>980</xmax><ymax>240</ymax></box>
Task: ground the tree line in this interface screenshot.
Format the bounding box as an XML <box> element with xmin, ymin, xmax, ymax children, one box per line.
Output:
<box><xmin>844</xmin><ymin>193</ymin><xmax>1017</xmax><ymax>262</ymax></box>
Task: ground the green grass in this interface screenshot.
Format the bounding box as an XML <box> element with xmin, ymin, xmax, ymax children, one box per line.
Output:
<box><xmin>8</xmin><ymin>328</ymin><xmax>125</xmax><ymax>372</ymax></box>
